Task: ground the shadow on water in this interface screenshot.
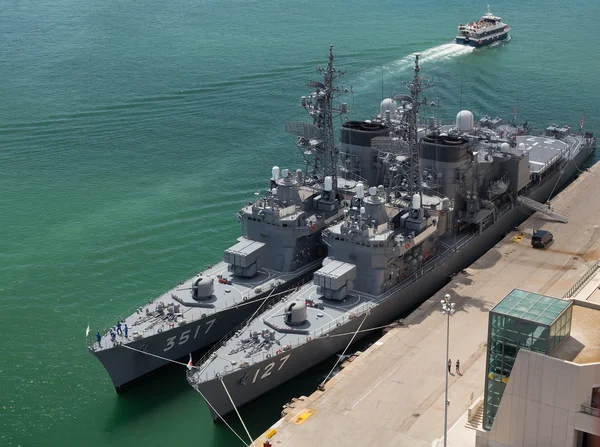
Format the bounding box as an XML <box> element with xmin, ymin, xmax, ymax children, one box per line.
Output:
<box><xmin>104</xmin><ymin>360</ymin><xmax>192</xmax><ymax>432</ymax></box>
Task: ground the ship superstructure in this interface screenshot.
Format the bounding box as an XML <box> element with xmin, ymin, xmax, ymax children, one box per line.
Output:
<box><xmin>455</xmin><ymin>5</ymin><xmax>510</xmax><ymax>47</ymax></box>
<box><xmin>88</xmin><ymin>46</ymin><xmax>351</xmax><ymax>392</ymax></box>
<box><xmin>187</xmin><ymin>52</ymin><xmax>596</xmax><ymax>422</ymax></box>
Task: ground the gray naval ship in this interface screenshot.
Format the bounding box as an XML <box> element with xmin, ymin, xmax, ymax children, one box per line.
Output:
<box><xmin>88</xmin><ymin>46</ymin><xmax>354</xmax><ymax>391</ymax></box>
<box><xmin>187</xmin><ymin>51</ymin><xmax>596</xmax><ymax>421</ymax></box>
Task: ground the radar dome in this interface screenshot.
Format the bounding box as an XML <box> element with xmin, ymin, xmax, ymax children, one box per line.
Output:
<box><xmin>380</xmin><ymin>98</ymin><xmax>397</xmax><ymax>116</ymax></box>
<box><xmin>500</xmin><ymin>142</ymin><xmax>510</xmax><ymax>152</ymax></box>
<box><xmin>456</xmin><ymin>110</ymin><xmax>474</xmax><ymax>132</ymax></box>
<box><xmin>518</xmin><ymin>143</ymin><xmax>526</xmax><ymax>152</ymax></box>
<box><xmin>355</xmin><ymin>182</ymin><xmax>365</xmax><ymax>199</ymax></box>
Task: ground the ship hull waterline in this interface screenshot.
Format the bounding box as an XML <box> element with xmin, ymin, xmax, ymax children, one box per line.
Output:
<box><xmin>195</xmin><ymin>144</ymin><xmax>595</xmax><ymax>421</ymax></box>
<box><xmin>456</xmin><ymin>31</ymin><xmax>509</xmax><ymax>47</ymax></box>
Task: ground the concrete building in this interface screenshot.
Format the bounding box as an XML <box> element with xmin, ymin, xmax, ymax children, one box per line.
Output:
<box><xmin>476</xmin><ymin>289</ymin><xmax>600</xmax><ymax>447</ymax></box>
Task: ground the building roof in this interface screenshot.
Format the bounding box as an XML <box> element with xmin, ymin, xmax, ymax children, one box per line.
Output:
<box><xmin>491</xmin><ymin>289</ymin><xmax>570</xmax><ymax>325</ymax></box>
<box><xmin>551</xmin><ymin>302</ymin><xmax>600</xmax><ymax>364</ymax></box>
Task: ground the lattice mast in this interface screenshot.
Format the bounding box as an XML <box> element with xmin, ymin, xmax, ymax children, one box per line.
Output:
<box><xmin>402</xmin><ymin>53</ymin><xmax>434</xmax><ymax>201</ymax></box>
<box><xmin>287</xmin><ymin>45</ymin><xmax>349</xmax><ymax>194</ymax></box>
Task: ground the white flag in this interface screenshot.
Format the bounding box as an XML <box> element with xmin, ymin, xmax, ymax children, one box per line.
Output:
<box><xmin>187</xmin><ymin>354</ymin><xmax>193</xmax><ymax>371</ymax></box>
<box><xmin>86</xmin><ymin>324</ymin><xmax>90</xmax><ymax>337</ymax></box>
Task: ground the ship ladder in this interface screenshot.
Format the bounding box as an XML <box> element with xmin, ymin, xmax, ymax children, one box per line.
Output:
<box><xmin>516</xmin><ymin>196</ymin><xmax>568</xmax><ymax>223</ymax></box>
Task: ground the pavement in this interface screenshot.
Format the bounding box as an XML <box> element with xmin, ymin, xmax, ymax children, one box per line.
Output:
<box><xmin>253</xmin><ymin>161</ymin><xmax>600</xmax><ymax>447</ymax></box>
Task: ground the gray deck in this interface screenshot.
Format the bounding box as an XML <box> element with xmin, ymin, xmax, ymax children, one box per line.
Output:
<box><xmin>189</xmin><ymin>233</ymin><xmax>477</xmax><ymax>382</ymax></box>
<box><xmin>89</xmin><ymin>259</ymin><xmax>318</xmax><ymax>351</ymax></box>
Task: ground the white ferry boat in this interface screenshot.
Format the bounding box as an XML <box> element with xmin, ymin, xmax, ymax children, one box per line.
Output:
<box><xmin>456</xmin><ymin>5</ymin><xmax>510</xmax><ymax>47</ymax></box>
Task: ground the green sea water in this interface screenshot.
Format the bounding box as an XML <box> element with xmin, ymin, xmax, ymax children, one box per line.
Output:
<box><xmin>1</xmin><ymin>0</ymin><xmax>599</xmax><ymax>445</ymax></box>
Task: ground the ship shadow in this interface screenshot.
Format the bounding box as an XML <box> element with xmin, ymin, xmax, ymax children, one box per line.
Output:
<box><xmin>104</xmin><ymin>364</ymin><xmax>191</xmax><ymax>431</ymax></box>
<box><xmin>397</xmin><ymin>272</ymin><xmax>494</xmax><ymax>329</ymax></box>
<box><xmin>467</xmin><ymin>246</ymin><xmax>503</xmax><ymax>270</ymax></box>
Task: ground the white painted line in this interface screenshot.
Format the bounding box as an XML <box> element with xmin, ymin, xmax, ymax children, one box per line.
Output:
<box><xmin>348</xmin><ymin>360</ymin><xmax>405</xmax><ymax>410</ymax></box>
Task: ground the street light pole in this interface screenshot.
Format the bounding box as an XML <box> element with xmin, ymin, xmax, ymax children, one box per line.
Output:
<box><xmin>441</xmin><ymin>293</ymin><xmax>455</xmax><ymax>447</ymax></box>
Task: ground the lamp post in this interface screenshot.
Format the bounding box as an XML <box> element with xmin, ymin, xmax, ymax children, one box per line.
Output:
<box><xmin>441</xmin><ymin>293</ymin><xmax>455</xmax><ymax>447</ymax></box>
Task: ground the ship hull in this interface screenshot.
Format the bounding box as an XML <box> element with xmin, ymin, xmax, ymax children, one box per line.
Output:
<box><xmin>456</xmin><ymin>31</ymin><xmax>509</xmax><ymax>47</ymax></box>
<box><xmin>195</xmin><ymin>143</ymin><xmax>595</xmax><ymax>421</ymax></box>
<box><xmin>91</xmin><ymin>275</ymin><xmax>312</xmax><ymax>391</ymax></box>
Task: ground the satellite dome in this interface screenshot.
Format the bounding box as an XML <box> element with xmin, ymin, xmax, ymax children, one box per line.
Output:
<box><xmin>456</xmin><ymin>110</ymin><xmax>474</xmax><ymax>132</ymax></box>
<box><xmin>500</xmin><ymin>142</ymin><xmax>510</xmax><ymax>152</ymax></box>
<box><xmin>380</xmin><ymin>98</ymin><xmax>397</xmax><ymax>116</ymax></box>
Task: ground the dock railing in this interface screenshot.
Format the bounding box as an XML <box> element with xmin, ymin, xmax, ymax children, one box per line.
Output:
<box><xmin>564</xmin><ymin>259</ymin><xmax>600</xmax><ymax>299</ymax></box>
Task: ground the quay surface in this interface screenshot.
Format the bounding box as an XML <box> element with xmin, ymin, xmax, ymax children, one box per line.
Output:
<box><xmin>252</xmin><ymin>160</ymin><xmax>600</xmax><ymax>447</ymax></box>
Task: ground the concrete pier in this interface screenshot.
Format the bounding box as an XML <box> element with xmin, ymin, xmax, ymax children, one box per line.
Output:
<box><xmin>253</xmin><ymin>160</ymin><xmax>600</xmax><ymax>447</ymax></box>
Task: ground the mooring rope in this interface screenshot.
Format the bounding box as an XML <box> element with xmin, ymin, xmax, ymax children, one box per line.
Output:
<box><xmin>195</xmin><ymin>384</ymin><xmax>249</xmax><ymax>447</ymax></box>
<box><xmin>121</xmin><ymin>345</ymin><xmax>250</xmax><ymax>446</ymax></box>
<box><xmin>220</xmin><ymin>378</ymin><xmax>254</xmax><ymax>447</ymax></box>
<box><xmin>320</xmin><ymin>322</ymin><xmax>401</xmax><ymax>339</ymax></box>
<box><xmin>547</xmin><ymin>167</ymin><xmax>564</xmax><ymax>201</ymax></box>
<box><xmin>319</xmin><ymin>309</ymin><xmax>369</xmax><ymax>389</ymax></box>
<box><xmin>120</xmin><ymin>344</ymin><xmax>199</xmax><ymax>369</ymax></box>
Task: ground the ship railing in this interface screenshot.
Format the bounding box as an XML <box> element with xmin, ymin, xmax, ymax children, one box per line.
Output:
<box><xmin>338</xmin><ymin>172</ymin><xmax>369</xmax><ymax>190</ymax></box>
<box><xmin>563</xmin><ymin>259</ymin><xmax>600</xmax><ymax>299</ymax></box>
<box><xmin>190</xmin><ymin>274</ymin><xmax>314</xmax><ymax>374</ymax></box>
<box><xmin>423</xmin><ymin>187</ymin><xmax>447</xmax><ymax>202</ymax></box>
<box><xmin>90</xmin><ymin>260</ymin><xmax>222</xmax><ymax>343</ymax></box>
<box><xmin>310</xmin><ymin>301</ymin><xmax>375</xmax><ymax>340</ymax></box>
<box><xmin>192</xmin><ymin>327</ymin><xmax>318</xmax><ymax>382</ymax></box>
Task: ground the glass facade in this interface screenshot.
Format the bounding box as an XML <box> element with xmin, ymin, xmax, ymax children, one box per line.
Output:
<box><xmin>483</xmin><ymin>289</ymin><xmax>572</xmax><ymax>430</ymax></box>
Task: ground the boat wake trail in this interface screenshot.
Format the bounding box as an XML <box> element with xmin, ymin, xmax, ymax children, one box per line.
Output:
<box><xmin>396</xmin><ymin>43</ymin><xmax>474</xmax><ymax>65</ymax></box>
<box><xmin>356</xmin><ymin>43</ymin><xmax>474</xmax><ymax>88</ymax></box>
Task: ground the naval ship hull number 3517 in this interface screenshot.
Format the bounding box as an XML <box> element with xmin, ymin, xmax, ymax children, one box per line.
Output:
<box><xmin>164</xmin><ymin>319</ymin><xmax>217</xmax><ymax>352</ymax></box>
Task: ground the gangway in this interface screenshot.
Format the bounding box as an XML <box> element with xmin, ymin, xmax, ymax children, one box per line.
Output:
<box><xmin>516</xmin><ymin>196</ymin><xmax>568</xmax><ymax>223</ymax></box>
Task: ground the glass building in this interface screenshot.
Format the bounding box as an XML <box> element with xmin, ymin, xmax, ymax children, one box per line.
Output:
<box><xmin>483</xmin><ymin>289</ymin><xmax>573</xmax><ymax>430</ymax></box>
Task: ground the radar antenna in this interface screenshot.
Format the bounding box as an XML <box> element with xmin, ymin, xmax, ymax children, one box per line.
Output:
<box><xmin>286</xmin><ymin>45</ymin><xmax>350</xmax><ymax>195</ymax></box>
<box><xmin>399</xmin><ymin>53</ymin><xmax>434</xmax><ymax>201</ymax></box>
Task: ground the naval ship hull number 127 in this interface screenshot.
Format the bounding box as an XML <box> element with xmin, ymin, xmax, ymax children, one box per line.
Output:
<box><xmin>163</xmin><ymin>319</ymin><xmax>217</xmax><ymax>352</ymax></box>
<box><xmin>249</xmin><ymin>354</ymin><xmax>291</xmax><ymax>384</ymax></box>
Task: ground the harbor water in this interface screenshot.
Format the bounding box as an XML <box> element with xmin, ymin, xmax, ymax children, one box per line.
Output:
<box><xmin>1</xmin><ymin>0</ymin><xmax>598</xmax><ymax>445</ymax></box>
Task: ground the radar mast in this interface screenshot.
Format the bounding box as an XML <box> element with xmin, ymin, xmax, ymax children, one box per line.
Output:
<box><xmin>286</xmin><ymin>45</ymin><xmax>349</xmax><ymax>196</ymax></box>
<box><xmin>401</xmin><ymin>53</ymin><xmax>434</xmax><ymax>202</ymax></box>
